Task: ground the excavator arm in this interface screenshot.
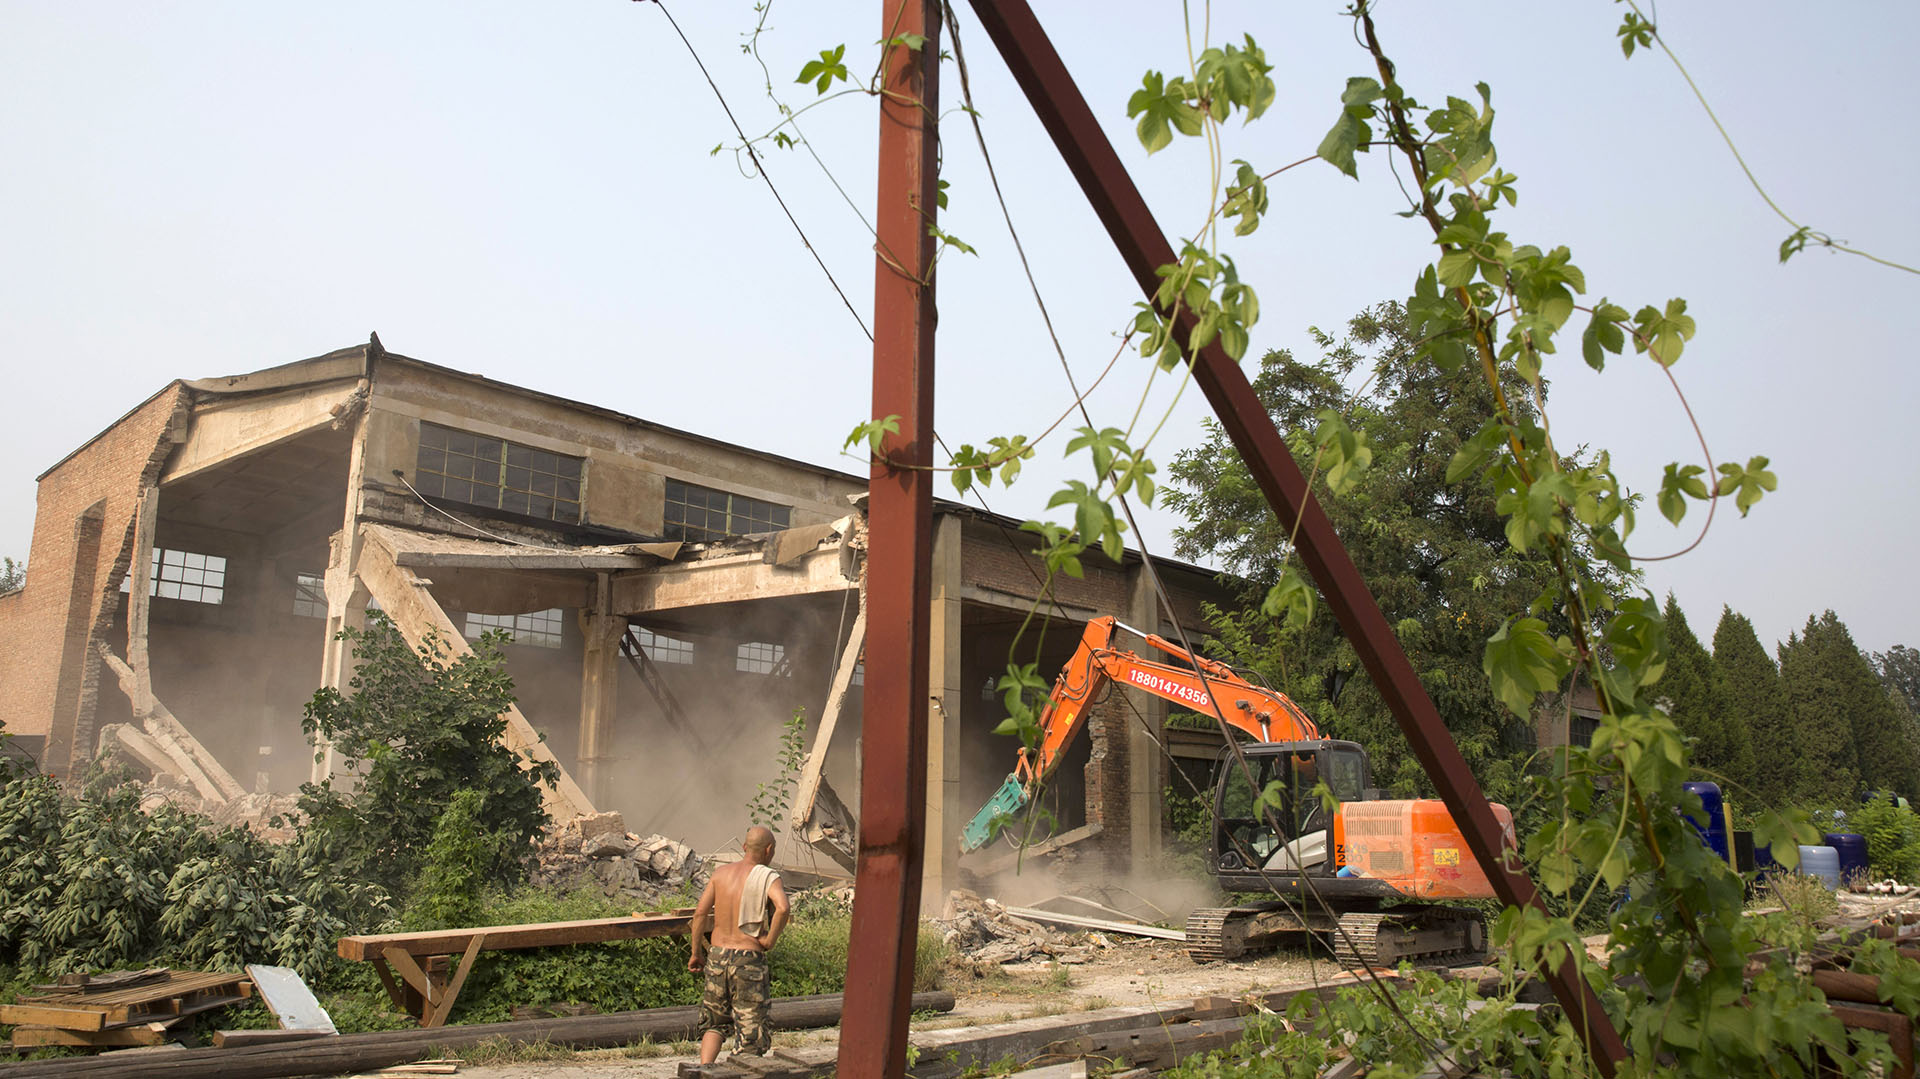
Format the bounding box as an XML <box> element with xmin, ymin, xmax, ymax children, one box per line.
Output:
<box><xmin>961</xmin><ymin>616</ymin><xmax>1318</xmax><ymax>852</ymax></box>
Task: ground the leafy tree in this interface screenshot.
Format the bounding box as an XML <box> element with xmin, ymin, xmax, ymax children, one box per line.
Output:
<box><xmin>1874</xmin><ymin>644</ymin><xmax>1920</xmax><ymax>709</ymax></box>
<box><xmin>0</xmin><ymin>556</ymin><xmax>22</xmax><ymax>592</ymax></box>
<box><xmin>1661</xmin><ymin>596</ymin><xmax>1754</xmax><ymax>794</ymax></box>
<box><xmin>300</xmin><ymin>614</ymin><xmax>558</xmax><ymax>898</ymax></box>
<box><xmin>1165</xmin><ymin>303</ymin><xmax>1577</xmax><ymax>803</ymax></box>
<box><xmin>1710</xmin><ymin>607</ymin><xmax>1791</xmax><ymax>807</ymax></box>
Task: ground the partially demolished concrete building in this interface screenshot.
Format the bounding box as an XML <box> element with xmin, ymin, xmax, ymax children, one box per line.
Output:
<box><xmin>0</xmin><ymin>338</ymin><xmax>1230</xmax><ymax>898</ymax></box>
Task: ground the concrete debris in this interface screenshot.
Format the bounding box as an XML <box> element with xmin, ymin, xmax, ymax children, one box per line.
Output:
<box><xmin>934</xmin><ymin>890</ymin><xmax>1113</xmax><ymax>967</ymax></box>
<box><xmin>529</xmin><ymin>815</ymin><xmax>706</xmax><ymax>906</ymax></box>
<box><xmin>129</xmin><ymin>775</ymin><xmax>300</xmax><ymax>842</ymax></box>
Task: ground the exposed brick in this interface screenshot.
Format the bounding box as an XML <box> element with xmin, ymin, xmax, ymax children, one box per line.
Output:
<box><xmin>0</xmin><ymin>385</ymin><xmax>189</xmax><ymax>777</ymax></box>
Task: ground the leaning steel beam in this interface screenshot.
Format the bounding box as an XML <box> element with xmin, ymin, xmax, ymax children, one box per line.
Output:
<box><xmin>961</xmin><ymin>2</ymin><xmax>1626</xmax><ymax>1072</ymax></box>
<box><xmin>839</xmin><ymin>3</ymin><xmax>942</xmax><ymax>1079</ymax></box>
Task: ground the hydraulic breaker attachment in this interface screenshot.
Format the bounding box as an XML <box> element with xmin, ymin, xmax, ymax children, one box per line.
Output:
<box><xmin>961</xmin><ymin>773</ymin><xmax>1028</xmax><ymax>853</ymax></box>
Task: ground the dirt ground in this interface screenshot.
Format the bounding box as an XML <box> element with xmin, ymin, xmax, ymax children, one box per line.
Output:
<box><xmin>445</xmin><ymin>935</ymin><xmax>1331</xmax><ymax>1079</ymax></box>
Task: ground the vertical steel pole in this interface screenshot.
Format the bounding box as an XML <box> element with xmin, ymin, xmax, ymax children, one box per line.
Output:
<box><xmin>963</xmin><ymin>1</ymin><xmax>1626</xmax><ymax>1072</ymax></box>
<box><xmin>840</xmin><ymin>3</ymin><xmax>941</xmax><ymax>1078</ymax></box>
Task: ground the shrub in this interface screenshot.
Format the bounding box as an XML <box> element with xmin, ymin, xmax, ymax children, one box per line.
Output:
<box><xmin>0</xmin><ymin>773</ymin><xmax>388</xmax><ymax>981</ymax></box>
<box><xmin>405</xmin><ymin>789</ymin><xmax>512</xmax><ymax>932</ymax></box>
<box><xmin>300</xmin><ymin>614</ymin><xmax>557</xmax><ymax>899</ymax></box>
<box><xmin>1846</xmin><ymin>794</ymin><xmax>1920</xmax><ymax>882</ymax></box>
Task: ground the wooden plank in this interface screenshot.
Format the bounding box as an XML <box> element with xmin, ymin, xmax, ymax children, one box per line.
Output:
<box><xmin>211</xmin><ymin>1028</ymin><xmax>336</xmax><ymax>1048</ymax></box>
<box><xmin>105</xmin><ymin>991</ymin><xmax>251</xmax><ymax>1029</ymax></box>
<box><xmin>338</xmin><ymin>911</ymin><xmax>693</xmax><ymax>961</ymax></box>
<box><xmin>369</xmin><ymin>958</ymin><xmax>406</xmax><ymax>1016</ymax></box>
<box><xmin>999</xmin><ymin>905</ymin><xmax>1186</xmax><ymax>941</ymax></box>
<box><xmin>0</xmin><ymin>1005</ymin><xmax>108</xmax><ymax>1032</ymax></box>
<box><xmin>11</xmin><ymin>1023</ymin><xmax>171</xmax><ymax>1049</ymax></box>
<box><xmin>1832</xmin><ymin>1003</ymin><xmax>1914</xmax><ymax>1079</ymax></box>
<box><xmin>0</xmin><ymin>989</ymin><xmax>955</xmax><ymax>1079</ymax></box>
<box><xmin>424</xmin><ymin>934</ymin><xmax>486</xmax><ymax>1028</ymax></box>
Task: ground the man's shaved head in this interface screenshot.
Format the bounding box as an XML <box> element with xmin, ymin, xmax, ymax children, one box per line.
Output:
<box><xmin>745</xmin><ymin>826</ymin><xmax>776</xmax><ymax>856</ymax></box>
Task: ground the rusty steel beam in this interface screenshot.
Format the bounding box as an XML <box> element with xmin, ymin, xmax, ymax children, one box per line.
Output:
<box><xmin>962</xmin><ymin>2</ymin><xmax>1626</xmax><ymax>1072</ymax></box>
<box><xmin>839</xmin><ymin>3</ymin><xmax>942</xmax><ymax>1079</ymax></box>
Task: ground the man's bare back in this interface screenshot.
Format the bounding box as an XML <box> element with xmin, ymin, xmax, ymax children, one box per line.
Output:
<box><xmin>689</xmin><ymin>826</ymin><xmax>790</xmax><ymax>966</ymax></box>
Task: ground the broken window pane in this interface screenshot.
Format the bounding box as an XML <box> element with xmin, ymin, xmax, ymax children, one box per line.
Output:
<box><xmin>293</xmin><ymin>573</ymin><xmax>327</xmax><ymax>618</ymax></box>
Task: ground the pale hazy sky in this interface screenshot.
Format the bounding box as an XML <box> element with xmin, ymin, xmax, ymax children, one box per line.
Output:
<box><xmin>2</xmin><ymin>2</ymin><xmax>1914</xmax><ymax>656</ymax></box>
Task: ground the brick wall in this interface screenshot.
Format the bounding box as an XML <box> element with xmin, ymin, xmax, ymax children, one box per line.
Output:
<box><xmin>0</xmin><ymin>385</ymin><xmax>190</xmax><ymax>776</ymax></box>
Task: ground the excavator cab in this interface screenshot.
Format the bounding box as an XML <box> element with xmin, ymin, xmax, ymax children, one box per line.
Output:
<box><xmin>1211</xmin><ymin>739</ymin><xmax>1370</xmax><ymax>886</ymax></box>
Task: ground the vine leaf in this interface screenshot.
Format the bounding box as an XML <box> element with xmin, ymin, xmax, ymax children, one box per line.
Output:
<box><xmin>843</xmin><ymin>414</ymin><xmax>900</xmax><ymax>457</ymax></box>
<box><xmin>1261</xmin><ymin>567</ymin><xmax>1316</xmax><ymax>631</ymax></box>
<box><xmin>1312</xmin><ymin>410</ymin><xmax>1373</xmax><ymax>495</ymax></box>
<box><xmin>1581</xmin><ymin>301</ymin><xmax>1629</xmax><ymax>371</ymax></box>
<box><xmin>795</xmin><ymin>45</ymin><xmax>849</xmax><ymax>95</ymax></box>
<box><xmin>1714</xmin><ymin>455</ymin><xmax>1777</xmax><ymax>517</ymax></box>
<box><xmin>1657</xmin><ymin>463</ymin><xmax>1710</xmax><ymax>525</ymax></box>
<box><xmin>1127</xmin><ymin>71</ymin><xmax>1204</xmax><ymax>155</ymax></box>
<box><xmin>1632</xmin><ymin>298</ymin><xmax>1696</xmax><ymax>366</ymax></box>
<box><xmin>1482</xmin><ymin>617</ymin><xmax>1570</xmax><ymax>717</ymax></box>
<box><xmin>1317</xmin><ymin>77</ymin><xmax>1382</xmax><ymax>179</ymax></box>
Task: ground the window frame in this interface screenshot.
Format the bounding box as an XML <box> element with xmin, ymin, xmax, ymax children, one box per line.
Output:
<box><xmin>464</xmin><ymin>608</ymin><xmax>566</xmax><ymax>650</ymax></box>
<box><xmin>415</xmin><ymin>422</ymin><xmax>585</xmax><ymax>525</ymax></box>
<box><xmin>662</xmin><ymin>478</ymin><xmax>792</xmax><ymax>542</ymax></box>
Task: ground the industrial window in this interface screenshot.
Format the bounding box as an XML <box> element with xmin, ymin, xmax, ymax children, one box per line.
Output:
<box><xmin>293</xmin><ymin>573</ymin><xmax>327</xmax><ymax>618</ymax></box>
<box><xmin>465</xmin><ymin>609</ymin><xmax>565</xmax><ymax>649</ymax></box>
<box><xmin>145</xmin><ymin>548</ymin><xmax>226</xmax><ymax>605</ymax></box>
<box><xmin>851</xmin><ymin>659</ymin><xmax>864</xmax><ymax>687</ymax></box>
<box><xmin>415</xmin><ymin>423</ymin><xmax>583</xmax><ymax>524</ymax></box>
<box><xmin>1569</xmin><ymin>712</ymin><xmax>1600</xmax><ymax>748</ymax></box>
<box><xmin>736</xmin><ymin>641</ymin><xmax>787</xmax><ymax>675</ymax></box>
<box><xmin>633</xmin><ymin>626</ymin><xmax>694</xmax><ymax>665</ymax></box>
<box><xmin>663</xmin><ymin>479</ymin><xmax>790</xmax><ymax>542</ymax></box>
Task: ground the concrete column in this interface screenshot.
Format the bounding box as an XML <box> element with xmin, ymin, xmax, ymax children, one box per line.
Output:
<box><xmin>125</xmin><ymin>487</ymin><xmax>158</xmax><ymax>716</ymax></box>
<box><xmin>1125</xmin><ymin>561</ymin><xmax>1167</xmax><ymax>869</ymax></box>
<box><xmin>314</xmin><ymin>410</ymin><xmax>370</xmax><ymax>783</ymax></box>
<box><xmin>924</xmin><ymin>513</ymin><xmax>965</xmax><ymax>908</ymax></box>
<box><xmin>577</xmin><ymin>573</ymin><xmax>624</xmax><ymax>807</ymax></box>
<box><xmin>314</xmin><ymin>528</ymin><xmax>370</xmax><ymax>783</ymax></box>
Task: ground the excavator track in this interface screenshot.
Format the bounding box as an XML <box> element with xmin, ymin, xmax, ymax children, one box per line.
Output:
<box><xmin>1331</xmin><ymin>907</ymin><xmax>1485</xmax><ymax>968</ymax></box>
<box><xmin>1183</xmin><ymin>907</ymin><xmax>1239</xmax><ymax>963</ymax></box>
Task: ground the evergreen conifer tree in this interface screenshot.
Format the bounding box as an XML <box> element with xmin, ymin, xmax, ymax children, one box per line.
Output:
<box><xmin>1664</xmin><ymin>596</ymin><xmax>1754</xmax><ymax>793</ymax></box>
<box><xmin>1777</xmin><ymin>613</ymin><xmax>1874</xmax><ymax>807</ymax></box>
<box><xmin>1797</xmin><ymin>613</ymin><xmax>1917</xmax><ymax>802</ymax></box>
<box><xmin>1711</xmin><ymin>607</ymin><xmax>1791</xmax><ymax>807</ymax></box>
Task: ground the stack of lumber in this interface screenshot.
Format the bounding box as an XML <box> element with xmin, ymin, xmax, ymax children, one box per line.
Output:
<box><xmin>1</xmin><ymin>968</ymin><xmax>252</xmax><ymax>1049</ymax></box>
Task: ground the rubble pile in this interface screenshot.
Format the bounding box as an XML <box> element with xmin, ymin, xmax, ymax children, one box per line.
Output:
<box><xmin>529</xmin><ymin>811</ymin><xmax>708</xmax><ymax>904</ymax></box>
<box><xmin>131</xmin><ymin>775</ymin><xmax>301</xmax><ymax>842</ymax></box>
<box><xmin>933</xmin><ymin>890</ymin><xmax>1110</xmax><ymax>967</ymax></box>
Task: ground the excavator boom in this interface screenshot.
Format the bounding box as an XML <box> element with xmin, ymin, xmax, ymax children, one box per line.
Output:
<box><xmin>960</xmin><ymin>616</ymin><xmax>1315</xmax><ymax>852</ymax></box>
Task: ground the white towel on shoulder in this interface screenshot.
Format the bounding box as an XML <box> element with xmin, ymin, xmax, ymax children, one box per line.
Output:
<box><xmin>738</xmin><ymin>863</ymin><xmax>779</xmax><ymax>935</ymax></box>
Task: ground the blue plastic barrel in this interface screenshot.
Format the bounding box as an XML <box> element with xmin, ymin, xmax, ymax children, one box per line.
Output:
<box><xmin>1799</xmin><ymin>845</ymin><xmax>1842</xmax><ymax>888</ymax></box>
<box><xmin>1824</xmin><ymin>832</ymin><xmax>1868</xmax><ymax>886</ymax></box>
<box><xmin>1682</xmin><ymin>781</ymin><xmax>1730</xmax><ymax>864</ymax></box>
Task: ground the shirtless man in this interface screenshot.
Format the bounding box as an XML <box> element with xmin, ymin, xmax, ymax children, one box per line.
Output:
<box><xmin>688</xmin><ymin>825</ymin><xmax>790</xmax><ymax>1063</ymax></box>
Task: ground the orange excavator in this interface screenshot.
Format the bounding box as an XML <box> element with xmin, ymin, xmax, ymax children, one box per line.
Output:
<box><xmin>960</xmin><ymin>616</ymin><xmax>1513</xmax><ymax>965</ymax></box>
